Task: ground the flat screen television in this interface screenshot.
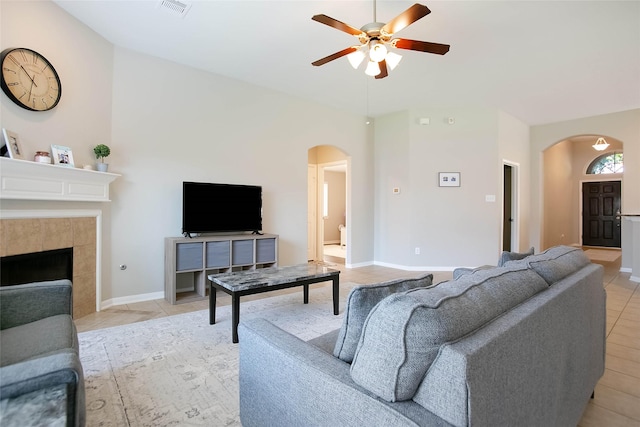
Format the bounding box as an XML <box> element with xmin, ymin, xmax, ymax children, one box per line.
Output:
<box><xmin>182</xmin><ymin>181</ymin><xmax>262</xmax><ymax>235</ymax></box>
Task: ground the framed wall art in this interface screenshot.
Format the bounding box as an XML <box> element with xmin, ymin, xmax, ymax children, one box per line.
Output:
<box><xmin>51</xmin><ymin>144</ymin><xmax>75</xmax><ymax>167</ymax></box>
<box><xmin>1</xmin><ymin>128</ymin><xmax>25</xmax><ymax>159</ymax></box>
<box><xmin>439</xmin><ymin>172</ymin><xmax>461</xmax><ymax>187</ymax></box>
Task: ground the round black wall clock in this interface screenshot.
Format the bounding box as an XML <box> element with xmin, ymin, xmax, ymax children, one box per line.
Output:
<box><xmin>1</xmin><ymin>47</ymin><xmax>62</xmax><ymax>111</ymax></box>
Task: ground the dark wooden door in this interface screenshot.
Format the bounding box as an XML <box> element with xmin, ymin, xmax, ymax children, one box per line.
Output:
<box><xmin>582</xmin><ymin>181</ymin><xmax>621</xmax><ymax>247</ymax></box>
<box><xmin>503</xmin><ymin>165</ymin><xmax>513</xmax><ymax>252</ymax></box>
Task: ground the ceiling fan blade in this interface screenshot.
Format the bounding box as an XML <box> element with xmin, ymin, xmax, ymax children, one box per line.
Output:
<box><xmin>312</xmin><ymin>14</ymin><xmax>365</xmax><ymax>37</ymax></box>
<box><xmin>381</xmin><ymin>4</ymin><xmax>431</xmax><ymax>35</ymax></box>
<box><xmin>393</xmin><ymin>38</ymin><xmax>450</xmax><ymax>55</ymax></box>
<box><xmin>312</xmin><ymin>46</ymin><xmax>358</xmax><ymax>66</ymax></box>
<box><xmin>375</xmin><ymin>59</ymin><xmax>388</xmax><ymax>79</ymax></box>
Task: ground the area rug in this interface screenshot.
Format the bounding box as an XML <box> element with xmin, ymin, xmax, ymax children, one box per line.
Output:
<box><xmin>584</xmin><ymin>249</ymin><xmax>622</xmax><ymax>263</ymax></box>
<box><xmin>79</xmin><ymin>284</ymin><xmax>350</xmax><ymax>426</ymax></box>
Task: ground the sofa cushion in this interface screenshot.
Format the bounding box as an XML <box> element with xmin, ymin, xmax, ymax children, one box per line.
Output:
<box><xmin>453</xmin><ymin>247</ymin><xmax>535</xmax><ymax>280</ymax></box>
<box><xmin>349</xmin><ymin>266</ymin><xmax>548</xmax><ymax>402</ymax></box>
<box><xmin>333</xmin><ymin>274</ymin><xmax>433</xmax><ymax>363</ymax></box>
<box><xmin>0</xmin><ymin>314</ymin><xmax>78</xmax><ymax>367</ymax></box>
<box><xmin>452</xmin><ymin>265</ymin><xmax>493</xmax><ymax>280</ymax></box>
<box><xmin>497</xmin><ymin>246</ymin><xmax>535</xmax><ymax>266</ymax></box>
<box><xmin>503</xmin><ymin>245</ymin><xmax>590</xmax><ymax>285</ymax></box>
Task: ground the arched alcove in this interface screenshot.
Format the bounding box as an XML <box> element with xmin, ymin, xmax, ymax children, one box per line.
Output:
<box><xmin>542</xmin><ymin>135</ymin><xmax>623</xmax><ymax>248</ymax></box>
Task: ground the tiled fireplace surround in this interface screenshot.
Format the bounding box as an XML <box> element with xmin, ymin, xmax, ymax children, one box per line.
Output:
<box><xmin>0</xmin><ymin>215</ymin><xmax>98</xmax><ymax>319</ymax></box>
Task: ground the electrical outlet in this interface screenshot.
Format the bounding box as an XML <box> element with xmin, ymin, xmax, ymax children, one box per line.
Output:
<box><xmin>415</xmin><ymin>247</ymin><xmax>421</xmax><ymax>255</ymax></box>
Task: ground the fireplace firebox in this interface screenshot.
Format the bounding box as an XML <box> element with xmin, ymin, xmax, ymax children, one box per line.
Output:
<box><xmin>1</xmin><ymin>248</ymin><xmax>73</xmax><ymax>287</ymax></box>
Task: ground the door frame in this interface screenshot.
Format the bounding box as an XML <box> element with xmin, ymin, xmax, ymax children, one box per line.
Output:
<box><xmin>501</xmin><ymin>160</ymin><xmax>520</xmax><ymax>253</ymax></box>
<box><xmin>307</xmin><ymin>164</ymin><xmax>317</xmax><ymax>261</ymax></box>
<box><xmin>578</xmin><ymin>177</ymin><xmax>622</xmax><ymax>247</ymax></box>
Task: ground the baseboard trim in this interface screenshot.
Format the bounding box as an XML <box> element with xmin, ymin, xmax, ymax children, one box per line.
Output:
<box><xmin>374</xmin><ymin>261</ymin><xmax>454</xmax><ymax>272</ymax></box>
<box><xmin>620</xmin><ymin>267</ymin><xmax>632</xmax><ymax>273</ymax></box>
<box><xmin>101</xmin><ymin>291</ymin><xmax>165</xmax><ymax>311</ymax></box>
<box><xmin>346</xmin><ymin>260</ymin><xmax>374</xmax><ymax>269</ymax></box>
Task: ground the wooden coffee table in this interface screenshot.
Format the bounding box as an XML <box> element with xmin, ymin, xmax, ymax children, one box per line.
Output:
<box><xmin>208</xmin><ymin>264</ymin><xmax>340</xmax><ymax>343</ymax></box>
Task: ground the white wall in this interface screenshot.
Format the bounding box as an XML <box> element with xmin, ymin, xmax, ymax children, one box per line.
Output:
<box><xmin>1</xmin><ymin>1</ymin><xmax>374</xmax><ymax>305</ymax></box>
<box><xmin>543</xmin><ymin>141</ymin><xmax>575</xmax><ymax>247</ymax></box>
<box><xmin>498</xmin><ymin>111</ymin><xmax>532</xmax><ymax>252</ymax></box>
<box><xmin>374</xmin><ymin>108</ymin><xmax>530</xmax><ymax>269</ymax></box>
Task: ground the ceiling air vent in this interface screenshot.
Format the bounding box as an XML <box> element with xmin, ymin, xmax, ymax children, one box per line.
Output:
<box><xmin>157</xmin><ymin>0</ymin><xmax>192</xmax><ymax>18</ymax></box>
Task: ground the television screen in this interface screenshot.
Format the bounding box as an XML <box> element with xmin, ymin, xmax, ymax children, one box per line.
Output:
<box><xmin>182</xmin><ymin>182</ymin><xmax>262</xmax><ymax>235</ymax></box>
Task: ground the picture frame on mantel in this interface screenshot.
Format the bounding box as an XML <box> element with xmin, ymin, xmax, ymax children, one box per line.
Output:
<box><xmin>1</xmin><ymin>128</ymin><xmax>26</xmax><ymax>160</ymax></box>
<box><xmin>439</xmin><ymin>172</ymin><xmax>461</xmax><ymax>187</ymax></box>
<box><xmin>51</xmin><ymin>144</ymin><xmax>75</xmax><ymax>167</ymax></box>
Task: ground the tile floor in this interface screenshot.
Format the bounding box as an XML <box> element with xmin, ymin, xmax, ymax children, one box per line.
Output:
<box><xmin>76</xmin><ymin>256</ymin><xmax>639</xmax><ymax>426</ymax></box>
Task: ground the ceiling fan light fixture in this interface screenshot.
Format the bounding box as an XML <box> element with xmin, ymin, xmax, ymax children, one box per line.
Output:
<box><xmin>592</xmin><ymin>137</ymin><xmax>610</xmax><ymax>151</ymax></box>
<box><xmin>369</xmin><ymin>41</ymin><xmax>387</xmax><ymax>63</ymax></box>
<box><xmin>365</xmin><ymin>60</ymin><xmax>381</xmax><ymax>76</ymax></box>
<box><xmin>385</xmin><ymin>51</ymin><xmax>402</xmax><ymax>70</ymax></box>
<box><xmin>347</xmin><ymin>49</ymin><xmax>366</xmax><ymax>69</ymax></box>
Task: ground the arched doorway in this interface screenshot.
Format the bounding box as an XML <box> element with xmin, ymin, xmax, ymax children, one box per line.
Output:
<box><xmin>308</xmin><ymin>145</ymin><xmax>349</xmax><ymax>264</ymax></box>
<box><xmin>542</xmin><ymin>135</ymin><xmax>623</xmax><ymax>249</ymax></box>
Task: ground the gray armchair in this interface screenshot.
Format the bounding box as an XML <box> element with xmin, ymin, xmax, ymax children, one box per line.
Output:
<box><xmin>0</xmin><ymin>280</ymin><xmax>85</xmax><ymax>427</ymax></box>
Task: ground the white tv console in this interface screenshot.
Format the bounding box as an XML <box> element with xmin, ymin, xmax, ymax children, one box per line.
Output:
<box><xmin>164</xmin><ymin>233</ymin><xmax>278</xmax><ymax>304</ymax></box>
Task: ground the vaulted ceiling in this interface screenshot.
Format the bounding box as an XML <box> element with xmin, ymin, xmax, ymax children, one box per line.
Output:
<box><xmin>54</xmin><ymin>1</ymin><xmax>640</xmax><ymax>125</ymax></box>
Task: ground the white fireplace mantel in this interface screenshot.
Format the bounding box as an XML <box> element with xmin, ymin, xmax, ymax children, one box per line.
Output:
<box><xmin>0</xmin><ymin>157</ymin><xmax>120</xmax><ymax>202</ymax></box>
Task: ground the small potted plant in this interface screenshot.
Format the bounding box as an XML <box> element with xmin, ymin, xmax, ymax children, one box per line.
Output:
<box><xmin>93</xmin><ymin>144</ymin><xmax>111</xmax><ymax>172</ymax></box>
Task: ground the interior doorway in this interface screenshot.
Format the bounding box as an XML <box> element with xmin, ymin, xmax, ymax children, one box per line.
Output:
<box><xmin>307</xmin><ymin>145</ymin><xmax>349</xmax><ymax>264</ymax></box>
<box><xmin>502</xmin><ymin>162</ymin><xmax>519</xmax><ymax>252</ymax></box>
<box><xmin>321</xmin><ymin>163</ymin><xmax>347</xmax><ymax>264</ymax></box>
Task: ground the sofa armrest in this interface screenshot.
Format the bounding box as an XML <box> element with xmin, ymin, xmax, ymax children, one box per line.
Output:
<box><xmin>238</xmin><ymin>318</ymin><xmax>451</xmax><ymax>427</ymax></box>
<box><xmin>0</xmin><ymin>280</ymin><xmax>73</xmax><ymax>330</ymax></box>
<box><xmin>0</xmin><ymin>349</ymin><xmax>85</xmax><ymax>426</ymax></box>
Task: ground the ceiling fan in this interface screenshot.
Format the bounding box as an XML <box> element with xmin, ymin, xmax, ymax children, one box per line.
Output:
<box><xmin>311</xmin><ymin>2</ymin><xmax>450</xmax><ymax>79</ymax></box>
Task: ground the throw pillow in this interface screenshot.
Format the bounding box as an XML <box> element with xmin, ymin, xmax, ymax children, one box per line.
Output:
<box><xmin>497</xmin><ymin>246</ymin><xmax>535</xmax><ymax>267</ymax></box>
<box><xmin>332</xmin><ymin>274</ymin><xmax>433</xmax><ymax>363</ymax></box>
<box><xmin>349</xmin><ymin>266</ymin><xmax>548</xmax><ymax>402</ymax></box>
<box><xmin>526</xmin><ymin>246</ymin><xmax>590</xmax><ymax>285</ymax></box>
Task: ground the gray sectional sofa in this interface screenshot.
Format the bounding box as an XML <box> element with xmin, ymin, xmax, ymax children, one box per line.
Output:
<box><xmin>0</xmin><ymin>279</ymin><xmax>85</xmax><ymax>426</ymax></box>
<box><xmin>238</xmin><ymin>246</ymin><xmax>606</xmax><ymax>426</ymax></box>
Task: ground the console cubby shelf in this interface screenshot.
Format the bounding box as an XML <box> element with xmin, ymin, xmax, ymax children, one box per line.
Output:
<box><xmin>164</xmin><ymin>233</ymin><xmax>278</xmax><ymax>304</ymax></box>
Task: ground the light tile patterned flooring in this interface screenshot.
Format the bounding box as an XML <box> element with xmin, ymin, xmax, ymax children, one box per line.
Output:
<box><xmin>76</xmin><ymin>256</ymin><xmax>639</xmax><ymax>426</ymax></box>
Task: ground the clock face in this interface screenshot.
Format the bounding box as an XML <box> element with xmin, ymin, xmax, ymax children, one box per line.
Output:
<box><xmin>1</xmin><ymin>48</ymin><xmax>62</xmax><ymax>111</ymax></box>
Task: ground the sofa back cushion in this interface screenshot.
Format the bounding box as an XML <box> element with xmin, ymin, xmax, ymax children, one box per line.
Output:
<box><xmin>503</xmin><ymin>245</ymin><xmax>590</xmax><ymax>285</ymax></box>
<box><xmin>497</xmin><ymin>246</ymin><xmax>535</xmax><ymax>266</ymax></box>
<box><xmin>333</xmin><ymin>274</ymin><xmax>433</xmax><ymax>363</ymax></box>
<box><xmin>349</xmin><ymin>266</ymin><xmax>548</xmax><ymax>402</ymax></box>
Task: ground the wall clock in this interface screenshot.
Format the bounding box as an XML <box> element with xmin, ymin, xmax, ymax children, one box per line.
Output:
<box><xmin>1</xmin><ymin>48</ymin><xmax>62</xmax><ymax>111</ymax></box>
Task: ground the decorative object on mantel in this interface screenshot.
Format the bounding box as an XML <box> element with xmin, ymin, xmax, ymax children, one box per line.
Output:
<box><xmin>34</xmin><ymin>151</ymin><xmax>51</xmax><ymax>164</ymax></box>
<box><xmin>1</xmin><ymin>128</ymin><xmax>25</xmax><ymax>159</ymax></box>
<box><xmin>592</xmin><ymin>137</ymin><xmax>609</xmax><ymax>151</ymax></box>
<box><xmin>439</xmin><ymin>172</ymin><xmax>461</xmax><ymax>187</ymax></box>
<box><xmin>93</xmin><ymin>144</ymin><xmax>110</xmax><ymax>172</ymax></box>
<box><xmin>51</xmin><ymin>144</ymin><xmax>75</xmax><ymax>167</ymax></box>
